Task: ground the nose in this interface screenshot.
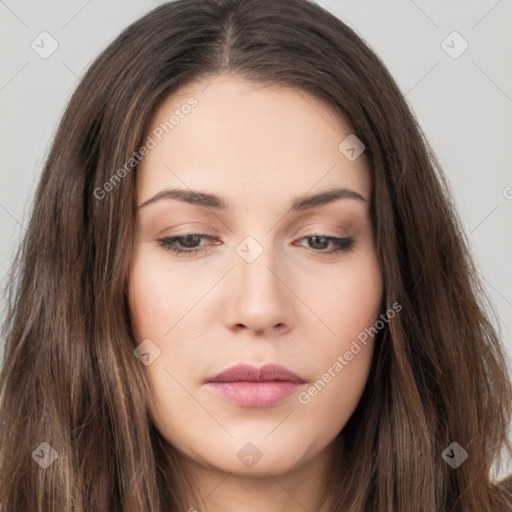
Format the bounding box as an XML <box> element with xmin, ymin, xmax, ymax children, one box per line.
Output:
<box><xmin>222</xmin><ymin>238</ymin><xmax>295</xmax><ymax>337</ymax></box>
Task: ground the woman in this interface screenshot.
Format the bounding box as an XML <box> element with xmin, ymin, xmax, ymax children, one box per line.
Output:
<box><xmin>0</xmin><ymin>0</ymin><xmax>511</xmax><ymax>510</ymax></box>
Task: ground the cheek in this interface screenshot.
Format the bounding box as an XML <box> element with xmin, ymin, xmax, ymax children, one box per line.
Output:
<box><xmin>316</xmin><ymin>247</ymin><xmax>383</xmax><ymax>345</ymax></box>
<box><xmin>127</xmin><ymin>257</ymin><xmax>201</xmax><ymax>430</ymax></box>
<box><xmin>127</xmin><ymin>250</ymin><xmax>209</xmax><ymax>392</ymax></box>
<box><xmin>128</xmin><ymin>248</ymin><xmax>205</xmax><ymax>339</ymax></box>
<box><xmin>303</xmin><ymin>250</ymin><xmax>382</xmax><ymax>408</ymax></box>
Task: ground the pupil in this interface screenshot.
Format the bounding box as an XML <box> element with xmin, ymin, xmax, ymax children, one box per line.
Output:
<box><xmin>182</xmin><ymin>235</ymin><xmax>200</xmax><ymax>248</ymax></box>
<box><xmin>311</xmin><ymin>236</ymin><xmax>327</xmax><ymax>249</ymax></box>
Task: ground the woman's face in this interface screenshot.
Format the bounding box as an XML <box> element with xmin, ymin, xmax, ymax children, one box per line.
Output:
<box><xmin>128</xmin><ymin>74</ymin><xmax>383</xmax><ymax>476</ymax></box>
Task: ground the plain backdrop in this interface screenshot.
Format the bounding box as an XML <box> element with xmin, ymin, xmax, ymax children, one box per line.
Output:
<box><xmin>1</xmin><ymin>0</ymin><xmax>511</xmax><ymax>476</ymax></box>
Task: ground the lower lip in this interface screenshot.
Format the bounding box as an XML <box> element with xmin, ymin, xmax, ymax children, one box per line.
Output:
<box><xmin>206</xmin><ymin>381</ymin><xmax>304</xmax><ymax>407</ymax></box>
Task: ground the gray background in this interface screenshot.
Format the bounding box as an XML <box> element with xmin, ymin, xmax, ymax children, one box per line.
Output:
<box><xmin>1</xmin><ymin>0</ymin><xmax>511</xmax><ymax>477</ymax></box>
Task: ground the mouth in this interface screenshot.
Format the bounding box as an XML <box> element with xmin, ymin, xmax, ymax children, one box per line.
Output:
<box><xmin>204</xmin><ymin>363</ymin><xmax>307</xmax><ymax>408</ymax></box>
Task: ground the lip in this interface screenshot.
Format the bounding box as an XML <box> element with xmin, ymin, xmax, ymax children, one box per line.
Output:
<box><xmin>204</xmin><ymin>363</ymin><xmax>306</xmax><ymax>408</ymax></box>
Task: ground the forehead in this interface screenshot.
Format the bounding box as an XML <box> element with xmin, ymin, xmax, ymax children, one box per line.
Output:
<box><xmin>137</xmin><ymin>74</ymin><xmax>371</xmax><ymax>205</ymax></box>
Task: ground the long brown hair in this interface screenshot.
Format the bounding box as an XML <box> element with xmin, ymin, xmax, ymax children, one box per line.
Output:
<box><xmin>1</xmin><ymin>0</ymin><xmax>511</xmax><ymax>510</ymax></box>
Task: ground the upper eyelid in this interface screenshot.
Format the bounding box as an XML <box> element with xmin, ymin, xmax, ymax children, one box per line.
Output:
<box><xmin>162</xmin><ymin>221</ymin><xmax>354</xmax><ymax>238</ymax></box>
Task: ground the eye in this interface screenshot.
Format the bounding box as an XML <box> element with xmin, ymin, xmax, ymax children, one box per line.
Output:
<box><xmin>294</xmin><ymin>234</ymin><xmax>355</xmax><ymax>255</ymax></box>
<box><xmin>157</xmin><ymin>233</ymin><xmax>355</xmax><ymax>257</ymax></box>
<box><xmin>157</xmin><ymin>234</ymin><xmax>219</xmax><ymax>257</ymax></box>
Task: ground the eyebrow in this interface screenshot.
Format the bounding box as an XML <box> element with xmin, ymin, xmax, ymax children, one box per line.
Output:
<box><xmin>138</xmin><ymin>186</ymin><xmax>367</xmax><ymax>211</ymax></box>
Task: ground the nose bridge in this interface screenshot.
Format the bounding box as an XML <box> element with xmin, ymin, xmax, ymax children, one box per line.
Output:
<box><xmin>234</xmin><ymin>234</ymin><xmax>282</xmax><ymax>299</ymax></box>
<box><xmin>225</xmin><ymin>233</ymin><xmax>294</xmax><ymax>332</ymax></box>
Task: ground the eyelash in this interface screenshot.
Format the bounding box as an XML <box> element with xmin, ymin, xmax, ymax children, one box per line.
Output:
<box><xmin>156</xmin><ymin>233</ymin><xmax>355</xmax><ymax>257</ymax></box>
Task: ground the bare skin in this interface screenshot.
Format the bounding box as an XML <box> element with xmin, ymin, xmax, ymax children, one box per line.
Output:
<box><xmin>128</xmin><ymin>73</ymin><xmax>383</xmax><ymax>512</ymax></box>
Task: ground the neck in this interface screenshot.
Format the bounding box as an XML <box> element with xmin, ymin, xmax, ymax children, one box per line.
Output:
<box><xmin>174</xmin><ymin>441</ymin><xmax>339</xmax><ymax>512</ymax></box>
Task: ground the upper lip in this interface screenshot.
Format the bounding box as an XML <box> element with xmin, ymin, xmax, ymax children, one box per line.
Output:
<box><xmin>205</xmin><ymin>363</ymin><xmax>306</xmax><ymax>384</ymax></box>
